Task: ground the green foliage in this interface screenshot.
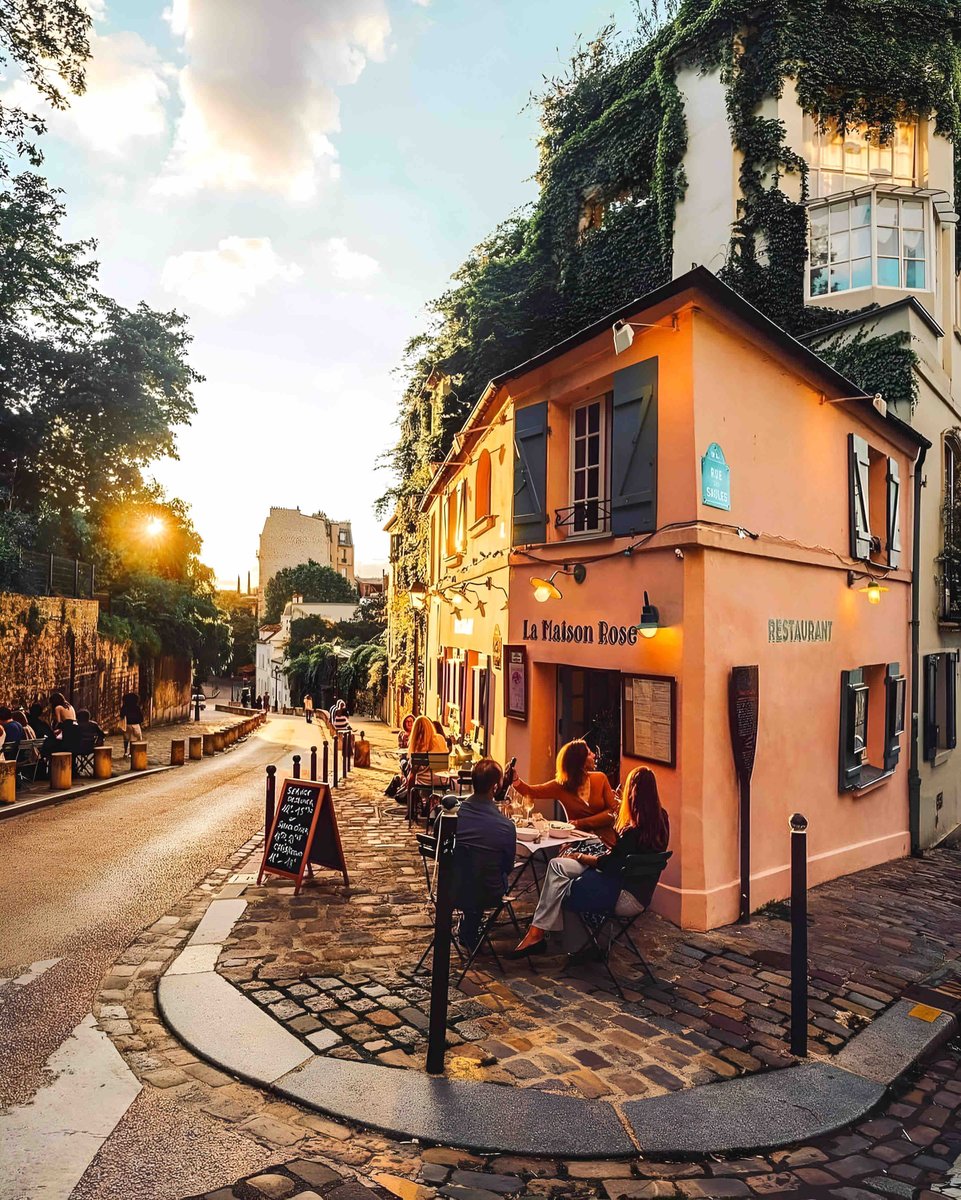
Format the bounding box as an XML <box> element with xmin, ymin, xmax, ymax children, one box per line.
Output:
<box><xmin>289</xmin><ymin>612</ymin><xmax>384</xmax><ymax>660</ymax></box>
<box><xmin>806</xmin><ymin>326</ymin><xmax>919</xmax><ymax>412</ymax></box>
<box><xmin>286</xmin><ymin>638</ymin><xmax>387</xmax><ymax>715</ymax></box>
<box><xmin>217</xmin><ymin>592</ymin><xmax>258</xmax><ymax>674</ymax></box>
<box><xmin>99</xmin><ymin>572</ymin><xmax>229</xmax><ymax>672</ymax></box>
<box><xmin>263</xmin><ymin>559</ymin><xmax>358</xmax><ymax>623</ymax></box>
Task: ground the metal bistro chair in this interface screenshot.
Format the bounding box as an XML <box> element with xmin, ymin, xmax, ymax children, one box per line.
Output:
<box><xmin>406</xmin><ymin>752</ymin><xmax>452</xmax><ymax>827</ymax></box>
<box><xmin>414</xmin><ymin>844</ymin><xmax>523</xmax><ymax>986</ymax></box>
<box><xmin>564</xmin><ymin>850</ymin><xmax>672</xmax><ymax>999</ymax></box>
<box><xmin>71</xmin><ymin>732</ymin><xmax>99</xmax><ymax>778</ymax></box>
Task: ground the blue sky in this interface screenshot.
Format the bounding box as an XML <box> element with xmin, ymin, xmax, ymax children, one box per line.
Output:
<box><xmin>23</xmin><ymin>0</ymin><xmax>636</xmax><ymax>583</ymax></box>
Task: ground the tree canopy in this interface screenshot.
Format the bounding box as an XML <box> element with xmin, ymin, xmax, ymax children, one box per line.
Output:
<box><xmin>263</xmin><ymin>560</ymin><xmax>359</xmax><ymax>623</ymax></box>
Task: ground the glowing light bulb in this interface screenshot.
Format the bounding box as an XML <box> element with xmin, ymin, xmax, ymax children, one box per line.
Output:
<box><xmin>534</xmin><ymin>583</ymin><xmax>552</xmax><ymax>603</ymax></box>
<box><xmin>867</xmin><ymin>582</ymin><xmax>881</xmax><ymax>605</ymax></box>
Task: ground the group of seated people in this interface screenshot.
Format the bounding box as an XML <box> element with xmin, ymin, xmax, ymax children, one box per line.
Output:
<box><xmin>431</xmin><ymin>738</ymin><xmax>671</xmax><ymax>958</ymax></box>
<box><xmin>0</xmin><ymin>691</ymin><xmax>144</xmax><ymax>778</ymax></box>
<box><xmin>386</xmin><ymin>714</ymin><xmax>453</xmax><ymax>803</ymax></box>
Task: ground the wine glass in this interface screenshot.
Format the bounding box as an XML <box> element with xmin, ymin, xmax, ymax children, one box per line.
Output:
<box><xmin>524</xmin><ymin>797</ymin><xmax>535</xmax><ymax>824</ymax></box>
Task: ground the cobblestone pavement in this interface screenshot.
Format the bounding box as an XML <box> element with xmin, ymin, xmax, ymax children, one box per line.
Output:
<box><xmin>214</xmin><ymin>725</ymin><xmax>961</xmax><ymax>1103</ymax></box>
<box><xmin>181</xmin><ymin>1040</ymin><xmax>961</xmax><ymax>1199</ymax></box>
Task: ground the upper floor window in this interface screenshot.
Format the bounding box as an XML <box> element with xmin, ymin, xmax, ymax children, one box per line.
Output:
<box><xmin>474</xmin><ymin>449</ymin><xmax>492</xmax><ymax>523</ymax></box>
<box><xmin>809</xmin><ymin>193</ymin><xmax>929</xmax><ymax>297</ymax></box>
<box><xmin>811</xmin><ymin>120</ymin><xmax>918</xmax><ymax>197</ymax></box>
<box><xmin>563</xmin><ymin>397</ymin><xmax>610</xmax><ymax>535</ymax></box>
<box><xmin>445</xmin><ymin>482</ymin><xmax>467</xmax><ymax>558</ymax></box>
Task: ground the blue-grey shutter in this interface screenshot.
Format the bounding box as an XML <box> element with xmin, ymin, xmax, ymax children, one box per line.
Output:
<box><xmin>839</xmin><ymin>668</ymin><xmax>867</xmax><ymax>790</ymax></box>
<box><xmin>611</xmin><ymin>357</ymin><xmax>657</xmax><ymax>536</ymax></box>
<box><xmin>947</xmin><ymin>652</ymin><xmax>958</xmax><ymax>751</ymax></box>
<box><xmin>884</xmin><ymin>662</ymin><xmax>905</xmax><ymax>770</ymax></box>
<box><xmin>849</xmin><ymin>434</ymin><xmax>872</xmax><ymax>560</ymax></box>
<box><xmin>512</xmin><ymin>401</ymin><xmax>549</xmax><ymax>546</ymax></box>
<box><xmin>923</xmin><ymin>654</ymin><xmax>939</xmax><ymax>762</ymax></box>
<box><xmin>887</xmin><ymin>457</ymin><xmax>901</xmax><ymax>569</ymax></box>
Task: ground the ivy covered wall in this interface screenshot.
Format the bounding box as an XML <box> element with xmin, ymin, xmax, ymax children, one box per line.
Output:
<box><xmin>381</xmin><ymin>0</ymin><xmax>961</xmax><ymax>692</ymax></box>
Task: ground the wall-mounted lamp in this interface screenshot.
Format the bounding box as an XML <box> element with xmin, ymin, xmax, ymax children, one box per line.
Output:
<box><xmin>530</xmin><ymin>563</ymin><xmax>587</xmax><ymax>603</ymax></box>
<box><xmin>638</xmin><ymin>590</ymin><xmax>660</xmax><ymax>638</ymax></box>
<box><xmin>612</xmin><ymin>314</ymin><xmax>679</xmax><ymax>355</ymax></box>
<box><xmin>409</xmin><ymin>581</ymin><xmax>428</xmax><ymax>611</ymax></box>
<box><xmin>847</xmin><ymin>570</ymin><xmax>889</xmax><ymax>604</ymax></box>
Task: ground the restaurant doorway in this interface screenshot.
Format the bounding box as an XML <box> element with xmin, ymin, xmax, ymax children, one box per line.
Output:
<box><xmin>556</xmin><ymin>666</ymin><xmax>621</xmax><ymax>786</ymax></box>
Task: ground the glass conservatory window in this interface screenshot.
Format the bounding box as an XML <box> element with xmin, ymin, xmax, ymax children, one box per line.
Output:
<box><xmin>809</xmin><ymin>193</ymin><xmax>929</xmax><ymax>296</ymax></box>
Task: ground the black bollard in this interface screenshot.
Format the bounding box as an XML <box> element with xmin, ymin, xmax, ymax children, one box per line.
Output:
<box><xmin>292</xmin><ymin>753</ymin><xmax>301</xmax><ymax>779</ymax></box>
<box><xmin>426</xmin><ymin>799</ymin><xmax>458</xmax><ymax>1075</ymax></box>
<box><xmin>322</xmin><ymin>740</ymin><xmax>329</xmax><ymax>783</ymax></box>
<box><xmin>265</xmin><ymin>765</ymin><xmax>277</xmax><ymax>834</ymax></box>
<box><xmin>310</xmin><ymin>745</ymin><xmax>318</xmax><ymax>782</ymax></box>
<box><xmin>333</xmin><ymin>735</ymin><xmax>339</xmax><ymax>788</ymax></box>
<box><xmin>345</xmin><ymin>731</ymin><xmax>352</xmax><ymax>776</ymax></box>
<box><xmin>790</xmin><ymin>812</ymin><xmax>809</xmax><ymax>1057</ymax></box>
<box><xmin>194</xmin><ymin>693</ymin><xmax>201</xmax><ymax>722</ymax></box>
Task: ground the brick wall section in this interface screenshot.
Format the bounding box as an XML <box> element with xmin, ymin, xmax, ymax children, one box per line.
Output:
<box><xmin>0</xmin><ymin>592</ymin><xmax>190</xmax><ymax>729</ymax></box>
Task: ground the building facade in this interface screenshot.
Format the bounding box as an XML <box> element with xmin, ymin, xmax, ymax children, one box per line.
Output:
<box><xmin>255</xmin><ymin>599</ymin><xmax>359</xmax><ymax>710</ymax></box>
<box><xmin>257</xmin><ymin>507</ymin><xmax>356</xmax><ymax>616</ymax></box>
<box><xmin>672</xmin><ymin>73</ymin><xmax>961</xmax><ymax>851</ymax></box>
<box><xmin>412</xmin><ymin>270</ymin><xmax>926</xmax><ymax>930</ymax></box>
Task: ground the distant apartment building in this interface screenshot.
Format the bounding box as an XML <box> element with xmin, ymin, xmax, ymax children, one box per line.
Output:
<box><xmin>257</xmin><ymin>506</ymin><xmax>356</xmax><ymax>616</ymax></box>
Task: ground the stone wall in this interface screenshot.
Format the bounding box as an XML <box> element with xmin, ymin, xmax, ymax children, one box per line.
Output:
<box><xmin>0</xmin><ymin>592</ymin><xmax>190</xmax><ymax>730</ymax></box>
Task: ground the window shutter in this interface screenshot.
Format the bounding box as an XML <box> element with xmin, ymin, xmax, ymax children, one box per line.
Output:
<box><xmin>839</xmin><ymin>668</ymin><xmax>867</xmax><ymax>790</ymax></box>
<box><xmin>849</xmin><ymin>434</ymin><xmax>872</xmax><ymax>560</ymax></box>
<box><xmin>437</xmin><ymin>656</ymin><xmax>447</xmax><ymax>721</ymax></box>
<box><xmin>948</xmin><ymin>653</ymin><xmax>958</xmax><ymax>751</ymax></box>
<box><xmin>884</xmin><ymin>662</ymin><xmax>906</xmax><ymax>770</ymax></box>
<box><xmin>924</xmin><ymin>654</ymin><xmax>939</xmax><ymax>762</ymax></box>
<box><xmin>480</xmin><ymin>655</ymin><xmax>491</xmax><ymax>754</ymax></box>
<box><xmin>611</xmin><ymin>357</ymin><xmax>658</xmax><ymax>537</ymax></box>
<box><xmin>512</xmin><ymin>401</ymin><xmax>549</xmax><ymax>546</ymax></box>
<box><xmin>887</xmin><ymin>457</ymin><xmax>902</xmax><ymax>569</ymax></box>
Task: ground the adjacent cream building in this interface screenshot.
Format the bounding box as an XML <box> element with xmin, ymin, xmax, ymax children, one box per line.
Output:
<box><xmin>257</xmin><ymin>507</ymin><xmax>356</xmax><ymax>617</ymax></box>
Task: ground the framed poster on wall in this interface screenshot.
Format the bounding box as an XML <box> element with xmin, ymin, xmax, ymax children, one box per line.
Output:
<box><xmin>504</xmin><ymin>644</ymin><xmax>528</xmax><ymax>720</ymax></box>
<box><xmin>622</xmin><ymin>673</ymin><xmax>676</xmax><ymax>767</ymax></box>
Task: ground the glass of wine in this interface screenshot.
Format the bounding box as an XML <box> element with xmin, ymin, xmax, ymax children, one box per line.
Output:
<box><xmin>523</xmin><ymin>797</ymin><xmax>535</xmax><ymax>824</ymax></box>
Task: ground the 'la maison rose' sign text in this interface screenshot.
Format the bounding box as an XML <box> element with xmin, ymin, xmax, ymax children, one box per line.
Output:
<box><xmin>768</xmin><ymin>618</ymin><xmax>833</xmax><ymax>644</ymax></box>
<box><xmin>522</xmin><ymin>617</ymin><xmax>639</xmax><ymax>646</ymax></box>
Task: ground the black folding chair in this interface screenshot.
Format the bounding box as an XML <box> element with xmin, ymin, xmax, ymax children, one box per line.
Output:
<box><xmin>416</xmin><ymin>832</ymin><xmax>439</xmax><ymax>909</ymax></box>
<box><xmin>564</xmin><ymin>850</ymin><xmax>672</xmax><ymax>999</ymax></box>
<box><xmin>413</xmin><ymin>845</ymin><xmax>522</xmax><ymax>984</ymax></box>
<box><xmin>71</xmin><ymin>732</ymin><xmax>98</xmax><ymax>778</ymax></box>
<box><xmin>406</xmin><ymin>753</ymin><xmax>451</xmax><ymax>827</ymax></box>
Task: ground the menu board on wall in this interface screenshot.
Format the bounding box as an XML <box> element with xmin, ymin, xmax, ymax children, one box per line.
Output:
<box><xmin>504</xmin><ymin>644</ymin><xmax>528</xmax><ymax>720</ymax></box>
<box><xmin>622</xmin><ymin>674</ymin><xmax>676</xmax><ymax>767</ymax></box>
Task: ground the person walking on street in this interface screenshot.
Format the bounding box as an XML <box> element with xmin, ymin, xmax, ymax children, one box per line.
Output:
<box><xmin>120</xmin><ymin>692</ymin><xmax>144</xmax><ymax>758</ymax></box>
<box><xmin>304</xmin><ymin>694</ymin><xmax>314</xmax><ymax>724</ymax></box>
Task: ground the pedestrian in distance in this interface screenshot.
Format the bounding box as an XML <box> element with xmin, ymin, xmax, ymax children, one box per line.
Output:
<box><xmin>304</xmin><ymin>693</ymin><xmax>314</xmax><ymax>724</ymax></box>
<box><xmin>119</xmin><ymin>692</ymin><xmax>144</xmax><ymax>758</ymax></box>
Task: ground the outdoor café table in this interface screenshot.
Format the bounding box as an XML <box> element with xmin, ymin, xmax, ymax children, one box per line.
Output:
<box><xmin>508</xmin><ymin>826</ymin><xmax>595</xmax><ymax>901</ymax></box>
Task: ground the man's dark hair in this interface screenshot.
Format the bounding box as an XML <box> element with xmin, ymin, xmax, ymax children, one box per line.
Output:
<box><xmin>471</xmin><ymin>757</ymin><xmax>503</xmax><ymax>795</ymax></box>
<box><xmin>0</xmin><ymin>707</ymin><xmax>10</xmax><ymax>721</ymax></box>
<box><xmin>77</xmin><ymin>709</ymin><xmax>91</xmax><ymax>722</ymax></box>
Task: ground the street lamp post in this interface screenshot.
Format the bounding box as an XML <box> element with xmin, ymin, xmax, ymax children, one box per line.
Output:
<box><xmin>271</xmin><ymin>664</ymin><xmax>283</xmax><ymax>713</ymax></box>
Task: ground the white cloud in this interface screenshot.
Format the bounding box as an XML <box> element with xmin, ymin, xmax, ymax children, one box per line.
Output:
<box><xmin>2</xmin><ymin>29</ymin><xmax>170</xmax><ymax>155</ymax></box>
<box><xmin>157</xmin><ymin>0</ymin><xmax>390</xmax><ymax>200</ymax></box>
<box><xmin>161</xmin><ymin>237</ymin><xmax>302</xmax><ymax>316</ymax></box>
<box><xmin>321</xmin><ymin>237</ymin><xmax>380</xmax><ymax>283</ymax></box>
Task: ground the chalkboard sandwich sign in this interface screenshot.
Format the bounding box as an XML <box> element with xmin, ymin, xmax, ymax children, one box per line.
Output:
<box><xmin>258</xmin><ymin>777</ymin><xmax>349</xmax><ymax>894</ymax></box>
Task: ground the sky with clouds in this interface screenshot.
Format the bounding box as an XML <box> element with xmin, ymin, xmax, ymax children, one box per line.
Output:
<box><xmin>19</xmin><ymin>0</ymin><xmax>634</xmax><ymax>583</ymax></box>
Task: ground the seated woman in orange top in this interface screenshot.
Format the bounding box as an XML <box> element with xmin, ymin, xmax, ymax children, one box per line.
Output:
<box><xmin>513</xmin><ymin>740</ymin><xmax>618</xmax><ymax>848</ymax></box>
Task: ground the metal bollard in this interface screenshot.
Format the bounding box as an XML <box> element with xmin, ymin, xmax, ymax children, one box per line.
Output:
<box><xmin>426</xmin><ymin>799</ymin><xmax>458</xmax><ymax>1075</ymax></box>
<box><xmin>322</xmin><ymin>740</ymin><xmax>330</xmax><ymax>782</ymax></box>
<box><xmin>265</xmin><ymin>765</ymin><xmax>277</xmax><ymax>834</ymax></box>
<box><xmin>310</xmin><ymin>746</ymin><xmax>318</xmax><ymax>782</ymax></box>
<box><xmin>292</xmin><ymin>753</ymin><xmax>301</xmax><ymax>779</ymax></box>
<box><xmin>790</xmin><ymin>812</ymin><xmax>809</xmax><ymax>1057</ymax></box>
<box><xmin>333</xmin><ymin>735</ymin><xmax>339</xmax><ymax>787</ymax></box>
<box><xmin>346</xmin><ymin>731</ymin><xmax>353</xmax><ymax>775</ymax></box>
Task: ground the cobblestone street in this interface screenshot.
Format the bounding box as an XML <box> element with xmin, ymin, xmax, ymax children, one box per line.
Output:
<box><xmin>213</xmin><ymin>726</ymin><xmax>961</xmax><ymax>1103</ymax></box>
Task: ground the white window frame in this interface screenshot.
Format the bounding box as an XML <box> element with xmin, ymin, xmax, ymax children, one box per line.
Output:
<box><xmin>806</xmin><ymin>188</ymin><xmax>933</xmax><ymax>300</ymax></box>
<box><xmin>810</xmin><ymin>120</ymin><xmax>919</xmax><ymax>198</ymax></box>
<box><xmin>568</xmin><ymin>396</ymin><xmax>609</xmax><ymax>536</ymax></box>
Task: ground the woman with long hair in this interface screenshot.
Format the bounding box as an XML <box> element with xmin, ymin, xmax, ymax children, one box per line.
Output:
<box><xmin>507</xmin><ymin>766</ymin><xmax>670</xmax><ymax>957</ymax></box>
<box><xmin>50</xmin><ymin>691</ymin><xmax>76</xmax><ymax>729</ymax></box>
<box><xmin>513</xmin><ymin>739</ymin><xmax>619</xmax><ymax>846</ymax></box>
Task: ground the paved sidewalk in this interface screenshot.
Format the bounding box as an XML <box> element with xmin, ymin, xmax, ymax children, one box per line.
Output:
<box><xmin>2</xmin><ymin>710</ymin><xmax>253</xmax><ymax>816</ymax></box>
<box><xmin>213</xmin><ymin>724</ymin><xmax>961</xmax><ymax>1104</ymax></box>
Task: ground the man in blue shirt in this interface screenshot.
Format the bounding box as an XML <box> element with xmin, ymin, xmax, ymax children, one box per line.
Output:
<box><xmin>452</xmin><ymin>758</ymin><xmax>516</xmax><ymax>950</ymax></box>
<box><xmin>0</xmin><ymin>707</ymin><xmax>25</xmax><ymax>761</ymax></box>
